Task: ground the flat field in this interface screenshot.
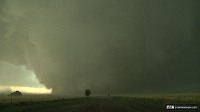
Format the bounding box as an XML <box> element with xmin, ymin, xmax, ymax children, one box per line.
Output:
<box><xmin>0</xmin><ymin>94</ymin><xmax>199</xmax><ymax>112</ymax></box>
<box><xmin>0</xmin><ymin>95</ymin><xmax>76</xmax><ymax>103</ymax></box>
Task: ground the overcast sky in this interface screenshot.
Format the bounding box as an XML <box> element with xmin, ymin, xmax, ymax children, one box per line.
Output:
<box><xmin>0</xmin><ymin>0</ymin><xmax>199</xmax><ymax>95</ymax></box>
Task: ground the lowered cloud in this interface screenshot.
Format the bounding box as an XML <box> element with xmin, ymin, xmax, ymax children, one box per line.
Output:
<box><xmin>0</xmin><ymin>61</ymin><xmax>42</xmax><ymax>87</ymax></box>
<box><xmin>0</xmin><ymin>0</ymin><xmax>199</xmax><ymax>95</ymax></box>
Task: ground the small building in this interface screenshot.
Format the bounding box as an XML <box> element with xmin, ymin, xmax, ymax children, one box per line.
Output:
<box><xmin>10</xmin><ymin>91</ymin><xmax>22</xmax><ymax>96</ymax></box>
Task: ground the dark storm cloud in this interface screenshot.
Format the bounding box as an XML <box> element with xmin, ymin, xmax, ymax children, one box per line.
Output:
<box><xmin>0</xmin><ymin>0</ymin><xmax>41</xmax><ymax>88</ymax></box>
<box><xmin>0</xmin><ymin>0</ymin><xmax>200</xmax><ymax>95</ymax></box>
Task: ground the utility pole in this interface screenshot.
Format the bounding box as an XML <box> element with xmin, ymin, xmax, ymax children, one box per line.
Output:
<box><xmin>10</xmin><ymin>96</ymin><xmax>12</xmax><ymax>105</ymax></box>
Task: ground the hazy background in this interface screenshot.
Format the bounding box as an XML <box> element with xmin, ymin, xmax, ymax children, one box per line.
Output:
<box><xmin>0</xmin><ymin>0</ymin><xmax>199</xmax><ymax>95</ymax></box>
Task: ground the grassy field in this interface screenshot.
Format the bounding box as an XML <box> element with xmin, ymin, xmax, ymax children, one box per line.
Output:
<box><xmin>0</xmin><ymin>94</ymin><xmax>199</xmax><ymax>112</ymax></box>
<box><xmin>0</xmin><ymin>95</ymin><xmax>78</xmax><ymax>104</ymax></box>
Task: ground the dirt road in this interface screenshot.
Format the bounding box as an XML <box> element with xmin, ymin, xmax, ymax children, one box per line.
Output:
<box><xmin>34</xmin><ymin>97</ymin><xmax>163</xmax><ymax>112</ymax></box>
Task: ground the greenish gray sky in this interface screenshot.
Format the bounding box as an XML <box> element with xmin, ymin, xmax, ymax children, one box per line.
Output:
<box><xmin>0</xmin><ymin>0</ymin><xmax>199</xmax><ymax>95</ymax></box>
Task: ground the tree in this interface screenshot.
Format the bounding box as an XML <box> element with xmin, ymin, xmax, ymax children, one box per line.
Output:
<box><xmin>10</xmin><ymin>91</ymin><xmax>22</xmax><ymax>96</ymax></box>
<box><xmin>85</xmin><ymin>89</ymin><xmax>91</xmax><ymax>96</ymax></box>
